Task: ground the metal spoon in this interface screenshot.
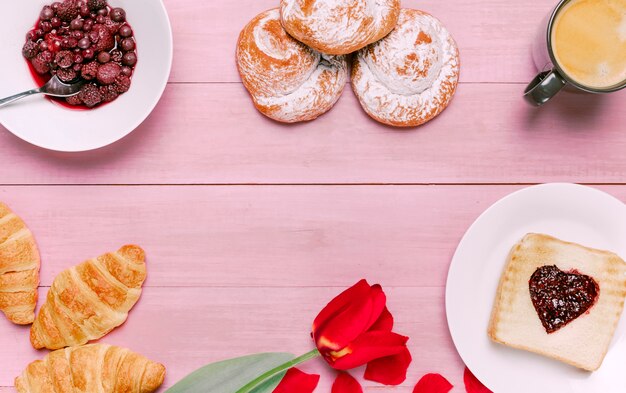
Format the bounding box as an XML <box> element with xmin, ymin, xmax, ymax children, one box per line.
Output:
<box><xmin>0</xmin><ymin>75</ymin><xmax>85</xmax><ymax>109</ymax></box>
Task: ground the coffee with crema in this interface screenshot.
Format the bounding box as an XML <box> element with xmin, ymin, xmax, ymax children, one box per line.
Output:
<box><xmin>551</xmin><ymin>0</ymin><xmax>626</xmax><ymax>89</ymax></box>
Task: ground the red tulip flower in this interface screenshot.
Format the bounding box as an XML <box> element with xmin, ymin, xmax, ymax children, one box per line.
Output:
<box><xmin>312</xmin><ymin>279</ymin><xmax>412</xmax><ymax>386</ymax></box>
<box><xmin>271</xmin><ymin>280</ymin><xmax>411</xmax><ymax>393</ymax></box>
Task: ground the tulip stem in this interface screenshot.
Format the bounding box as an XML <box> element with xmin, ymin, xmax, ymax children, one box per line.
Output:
<box><xmin>235</xmin><ymin>349</ymin><xmax>321</xmax><ymax>393</ymax></box>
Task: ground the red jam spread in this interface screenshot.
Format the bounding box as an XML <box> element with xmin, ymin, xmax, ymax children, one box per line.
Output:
<box><xmin>529</xmin><ymin>265</ymin><xmax>599</xmax><ymax>334</ymax></box>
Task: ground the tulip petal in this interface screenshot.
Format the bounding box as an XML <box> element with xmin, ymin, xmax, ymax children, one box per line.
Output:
<box><xmin>329</xmin><ymin>330</ymin><xmax>409</xmax><ymax>370</ymax></box>
<box><xmin>369</xmin><ymin>307</ymin><xmax>394</xmax><ymax>332</ymax></box>
<box><xmin>313</xmin><ymin>279</ymin><xmax>371</xmax><ymax>334</ymax></box>
<box><xmin>412</xmin><ymin>373</ymin><xmax>453</xmax><ymax>393</ymax></box>
<box><xmin>364</xmin><ymin>347</ymin><xmax>412</xmax><ymax>385</ymax></box>
<box><xmin>315</xmin><ymin>285</ymin><xmax>387</xmax><ymax>352</ymax></box>
<box><xmin>273</xmin><ymin>368</ymin><xmax>320</xmax><ymax>393</ymax></box>
<box><xmin>464</xmin><ymin>367</ymin><xmax>492</xmax><ymax>393</ymax></box>
<box><xmin>332</xmin><ymin>372</ymin><xmax>363</xmax><ymax>393</ymax></box>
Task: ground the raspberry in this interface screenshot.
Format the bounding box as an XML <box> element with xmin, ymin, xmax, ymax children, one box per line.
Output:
<box><xmin>56</xmin><ymin>67</ymin><xmax>77</xmax><ymax>82</ymax></box>
<box><xmin>110</xmin><ymin>49</ymin><xmax>123</xmax><ymax>63</ymax></box>
<box><xmin>96</xmin><ymin>62</ymin><xmax>121</xmax><ymax>85</ymax></box>
<box><xmin>81</xmin><ymin>61</ymin><xmax>99</xmax><ymax>80</ymax></box>
<box><xmin>104</xmin><ymin>17</ymin><xmax>121</xmax><ymax>35</ymax></box>
<box><xmin>87</xmin><ymin>0</ymin><xmax>107</xmax><ymax>11</ymax></box>
<box><xmin>31</xmin><ymin>53</ymin><xmax>51</xmax><ymax>74</ymax></box>
<box><xmin>66</xmin><ymin>94</ymin><xmax>83</xmax><ymax>106</ymax></box>
<box><xmin>56</xmin><ymin>0</ymin><xmax>80</xmax><ymax>22</ymax></box>
<box><xmin>99</xmin><ymin>85</ymin><xmax>118</xmax><ymax>102</ymax></box>
<box><xmin>78</xmin><ymin>83</ymin><xmax>102</xmax><ymax>107</ymax></box>
<box><xmin>55</xmin><ymin>50</ymin><xmax>74</xmax><ymax>69</ymax></box>
<box><xmin>113</xmin><ymin>74</ymin><xmax>131</xmax><ymax>93</ymax></box>
<box><xmin>22</xmin><ymin>40</ymin><xmax>39</xmax><ymax>60</ymax></box>
<box><xmin>91</xmin><ymin>25</ymin><xmax>115</xmax><ymax>52</ymax></box>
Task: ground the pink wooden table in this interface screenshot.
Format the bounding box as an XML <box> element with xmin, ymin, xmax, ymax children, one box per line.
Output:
<box><xmin>1</xmin><ymin>0</ymin><xmax>625</xmax><ymax>391</ymax></box>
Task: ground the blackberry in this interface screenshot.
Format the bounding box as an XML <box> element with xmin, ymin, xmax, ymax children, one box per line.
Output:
<box><xmin>78</xmin><ymin>83</ymin><xmax>103</xmax><ymax>107</ymax></box>
<box><xmin>55</xmin><ymin>50</ymin><xmax>74</xmax><ymax>69</ymax></box>
<box><xmin>99</xmin><ymin>85</ymin><xmax>119</xmax><ymax>102</ymax></box>
<box><xmin>113</xmin><ymin>74</ymin><xmax>131</xmax><ymax>93</ymax></box>
<box><xmin>87</xmin><ymin>0</ymin><xmax>107</xmax><ymax>11</ymax></box>
<box><xmin>31</xmin><ymin>52</ymin><xmax>51</xmax><ymax>74</ymax></box>
<box><xmin>22</xmin><ymin>40</ymin><xmax>39</xmax><ymax>60</ymax></box>
<box><xmin>66</xmin><ymin>94</ymin><xmax>83</xmax><ymax>106</ymax></box>
<box><xmin>56</xmin><ymin>67</ymin><xmax>77</xmax><ymax>83</ymax></box>
<box><xmin>56</xmin><ymin>0</ymin><xmax>80</xmax><ymax>22</ymax></box>
<box><xmin>81</xmin><ymin>61</ymin><xmax>99</xmax><ymax>80</ymax></box>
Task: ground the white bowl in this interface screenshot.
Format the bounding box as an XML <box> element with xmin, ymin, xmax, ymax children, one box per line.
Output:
<box><xmin>0</xmin><ymin>0</ymin><xmax>173</xmax><ymax>152</ymax></box>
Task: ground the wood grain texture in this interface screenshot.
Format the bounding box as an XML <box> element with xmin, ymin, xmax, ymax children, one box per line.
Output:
<box><xmin>0</xmin><ymin>184</ymin><xmax>523</xmax><ymax>287</ymax></box>
<box><xmin>2</xmin><ymin>184</ymin><xmax>625</xmax><ymax>286</ymax></box>
<box><xmin>2</xmin><ymin>185</ymin><xmax>626</xmax><ymax>391</ymax></box>
<box><xmin>165</xmin><ymin>0</ymin><xmax>547</xmax><ymax>83</ymax></box>
<box><xmin>2</xmin><ymin>0</ymin><xmax>624</xmax><ymax>391</ymax></box>
<box><xmin>0</xmin><ymin>84</ymin><xmax>625</xmax><ymax>185</ymax></box>
<box><xmin>0</xmin><ymin>286</ymin><xmax>463</xmax><ymax>391</ymax></box>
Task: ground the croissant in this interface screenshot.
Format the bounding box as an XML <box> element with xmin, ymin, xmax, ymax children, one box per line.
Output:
<box><xmin>30</xmin><ymin>245</ymin><xmax>146</xmax><ymax>350</ymax></box>
<box><xmin>0</xmin><ymin>202</ymin><xmax>40</xmax><ymax>325</ymax></box>
<box><xmin>15</xmin><ymin>343</ymin><xmax>166</xmax><ymax>393</ymax></box>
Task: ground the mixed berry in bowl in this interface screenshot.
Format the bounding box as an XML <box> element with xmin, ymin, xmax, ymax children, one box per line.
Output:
<box><xmin>22</xmin><ymin>0</ymin><xmax>137</xmax><ymax>108</ymax></box>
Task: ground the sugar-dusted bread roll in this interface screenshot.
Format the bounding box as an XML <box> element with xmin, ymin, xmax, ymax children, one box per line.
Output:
<box><xmin>30</xmin><ymin>245</ymin><xmax>146</xmax><ymax>350</ymax></box>
<box><xmin>237</xmin><ymin>9</ymin><xmax>349</xmax><ymax>123</ymax></box>
<box><xmin>15</xmin><ymin>343</ymin><xmax>166</xmax><ymax>393</ymax></box>
<box><xmin>280</xmin><ymin>0</ymin><xmax>401</xmax><ymax>55</ymax></box>
<box><xmin>0</xmin><ymin>202</ymin><xmax>40</xmax><ymax>325</ymax></box>
<box><xmin>489</xmin><ymin>233</ymin><xmax>626</xmax><ymax>371</ymax></box>
<box><xmin>352</xmin><ymin>9</ymin><xmax>460</xmax><ymax>127</ymax></box>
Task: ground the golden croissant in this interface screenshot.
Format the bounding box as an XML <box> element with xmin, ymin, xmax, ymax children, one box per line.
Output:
<box><xmin>15</xmin><ymin>343</ymin><xmax>166</xmax><ymax>393</ymax></box>
<box><xmin>0</xmin><ymin>202</ymin><xmax>40</xmax><ymax>325</ymax></box>
<box><xmin>30</xmin><ymin>245</ymin><xmax>146</xmax><ymax>350</ymax></box>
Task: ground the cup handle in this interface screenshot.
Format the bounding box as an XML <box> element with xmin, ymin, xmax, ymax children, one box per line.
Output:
<box><xmin>524</xmin><ymin>69</ymin><xmax>567</xmax><ymax>106</ymax></box>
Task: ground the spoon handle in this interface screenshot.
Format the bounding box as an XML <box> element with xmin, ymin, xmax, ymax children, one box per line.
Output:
<box><xmin>0</xmin><ymin>88</ymin><xmax>42</xmax><ymax>109</ymax></box>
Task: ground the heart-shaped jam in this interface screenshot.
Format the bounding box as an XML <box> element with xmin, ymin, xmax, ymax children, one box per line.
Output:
<box><xmin>529</xmin><ymin>265</ymin><xmax>599</xmax><ymax>334</ymax></box>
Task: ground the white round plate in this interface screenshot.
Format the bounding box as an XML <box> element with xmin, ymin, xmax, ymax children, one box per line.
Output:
<box><xmin>446</xmin><ymin>183</ymin><xmax>626</xmax><ymax>393</ymax></box>
<box><xmin>0</xmin><ymin>0</ymin><xmax>172</xmax><ymax>152</ymax></box>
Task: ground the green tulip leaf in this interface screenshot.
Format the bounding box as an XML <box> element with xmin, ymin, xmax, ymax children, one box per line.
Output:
<box><xmin>166</xmin><ymin>352</ymin><xmax>295</xmax><ymax>393</ymax></box>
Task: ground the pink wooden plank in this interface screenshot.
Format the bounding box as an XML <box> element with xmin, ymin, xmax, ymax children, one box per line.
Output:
<box><xmin>0</xmin><ymin>184</ymin><xmax>522</xmax><ymax>288</ymax></box>
<box><xmin>165</xmin><ymin>0</ymin><xmax>549</xmax><ymax>83</ymax></box>
<box><xmin>0</xmin><ymin>286</ymin><xmax>464</xmax><ymax>391</ymax></box>
<box><xmin>0</xmin><ymin>84</ymin><xmax>625</xmax><ymax>185</ymax></box>
<box><xmin>1</xmin><ymin>184</ymin><xmax>625</xmax><ymax>288</ymax></box>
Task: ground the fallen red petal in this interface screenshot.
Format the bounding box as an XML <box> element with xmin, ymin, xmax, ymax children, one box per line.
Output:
<box><xmin>364</xmin><ymin>346</ymin><xmax>412</xmax><ymax>385</ymax></box>
<box><xmin>273</xmin><ymin>368</ymin><xmax>320</xmax><ymax>393</ymax></box>
<box><xmin>413</xmin><ymin>373</ymin><xmax>453</xmax><ymax>393</ymax></box>
<box><xmin>464</xmin><ymin>367</ymin><xmax>492</xmax><ymax>393</ymax></box>
<box><xmin>332</xmin><ymin>372</ymin><xmax>363</xmax><ymax>393</ymax></box>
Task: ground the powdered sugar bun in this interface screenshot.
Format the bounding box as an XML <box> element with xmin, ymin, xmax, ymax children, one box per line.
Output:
<box><xmin>352</xmin><ymin>9</ymin><xmax>460</xmax><ymax>127</ymax></box>
<box><xmin>237</xmin><ymin>9</ymin><xmax>349</xmax><ymax>123</ymax></box>
<box><xmin>280</xmin><ymin>0</ymin><xmax>401</xmax><ymax>55</ymax></box>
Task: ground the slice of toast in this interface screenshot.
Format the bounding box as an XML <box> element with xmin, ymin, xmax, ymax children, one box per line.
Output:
<box><xmin>488</xmin><ymin>233</ymin><xmax>626</xmax><ymax>371</ymax></box>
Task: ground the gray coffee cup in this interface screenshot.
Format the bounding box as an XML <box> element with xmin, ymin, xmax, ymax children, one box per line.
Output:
<box><xmin>524</xmin><ymin>0</ymin><xmax>626</xmax><ymax>106</ymax></box>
